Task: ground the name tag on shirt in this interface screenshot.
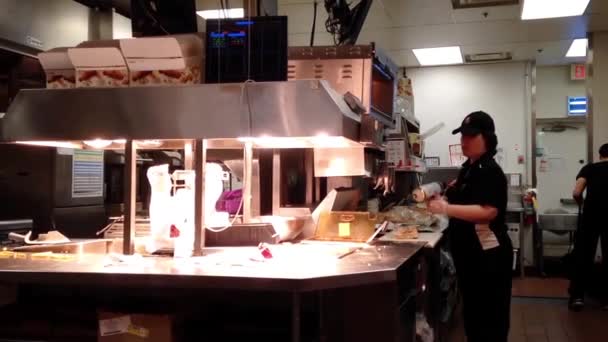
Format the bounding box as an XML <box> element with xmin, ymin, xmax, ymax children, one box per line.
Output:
<box><xmin>475</xmin><ymin>224</ymin><xmax>500</xmax><ymax>250</ymax></box>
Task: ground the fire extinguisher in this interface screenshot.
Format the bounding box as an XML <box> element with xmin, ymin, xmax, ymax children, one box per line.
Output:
<box><xmin>523</xmin><ymin>189</ymin><xmax>537</xmax><ymax>225</ymax></box>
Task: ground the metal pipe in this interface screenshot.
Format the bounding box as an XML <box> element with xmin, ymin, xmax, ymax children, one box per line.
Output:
<box><xmin>123</xmin><ymin>140</ymin><xmax>137</xmax><ymax>255</ymax></box>
<box><xmin>194</xmin><ymin>139</ymin><xmax>207</xmax><ymax>256</ymax></box>
<box><xmin>305</xmin><ymin>149</ymin><xmax>314</xmax><ymax>205</ymax></box>
<box><xmin>587</xmin><ymin>32</ymin><xmax>595</xmax><ymax>163</ymax></box>
<box><xmin>272</xmin><ymin>149</ymin><xmax>281</xmax><ymax>215</ymax></box>
<box><xmin>530</xmin><ymin>62</ymin><xmax>537</xmax><ymax>187</ymax></box>
<box><xmin>243</xmin><ymin>141</ymin><xmax>254</xmax><ymax>223</ymax></box>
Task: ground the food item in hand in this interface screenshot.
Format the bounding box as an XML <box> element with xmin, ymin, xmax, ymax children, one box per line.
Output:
<box><xmin>394</xmin><ymin>225</ymin><xmax>419</xmax><ymax>239</ymax></box>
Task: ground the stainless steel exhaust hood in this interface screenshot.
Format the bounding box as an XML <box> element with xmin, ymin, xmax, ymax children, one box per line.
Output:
<box><xmin>1</xmin><ymin>80</ymin><xmax>361</xmax><ymax>146</ymax></box>
<box><xmin>0</xmin><ymin>0</ymin><xmax>92</xmax><ymax>55</ymax></box>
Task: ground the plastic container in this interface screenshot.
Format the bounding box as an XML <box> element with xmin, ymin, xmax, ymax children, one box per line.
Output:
<box><xmin>412</xmin><ymin>182</ymin><xmax>445</xmax><ymax>202</ymax></box>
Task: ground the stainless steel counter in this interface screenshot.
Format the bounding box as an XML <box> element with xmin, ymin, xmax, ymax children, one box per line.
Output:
<box><xmin>0</xmin><ymin>219</ymin><xmax>32</xmax><ymax>231</ymax></box>
<box><xmin>0</xmin><ymin>243</ymin><xmax>423</xmax><ymax>292</ymax></box>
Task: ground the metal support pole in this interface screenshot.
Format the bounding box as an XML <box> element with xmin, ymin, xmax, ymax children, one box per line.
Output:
<box><xmin>519</xmin><ymin>211</ymin><xmax>525</xmax><ymax>278</ymax></box>
<box><xmin>243</xmin><ymin>141</ymin><xmax>253</xmax><ymax>223</ymax></box>
<box><xmin>305</xmin><ymin>149</ymin><xmax>314</xmax><ymax>205</ymax></box>
<box><xmin>272</xmin><ymin>149</ymin><xmax>281</xmax><ymax>215</ymax></box>
<box><xmin>184</xmin><ymin>140</ymin><xmax>194</xmax><ymax>170</ymax></box>
<box><xmin>194</xmin><ymin>139</ymin><xmax>207</xmax><ymax>256</ymax></box>
<box><xmin>123</xmin><ymin>140</ymin><xmax>137</xmax><ymax>255</ymax></box>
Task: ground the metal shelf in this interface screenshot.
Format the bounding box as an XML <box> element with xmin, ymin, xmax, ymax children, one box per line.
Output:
<box><xmin>536</xmin><ymin>117</ymin><xmax>586</xmax><ymax>125</ymax></box>
<box><xmin>362</xmin><ymin>143</ymin><xmax>386</xmax><ymax>152</ymax></box>
<box><xmin>405</xmin><ymin>117</ymin><xmax>420</xmax><ymax>133</ymax></box>
<box><xmin>394</xmin><ymin>156</ymin><xmax>426</xmax><ymax>173</ymax></box>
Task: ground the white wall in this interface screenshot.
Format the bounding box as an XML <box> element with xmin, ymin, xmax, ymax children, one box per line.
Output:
<box><xmin>536</xmin><ymin>66</ymin><xmax>585</xmax><ymax>119</ymax></box>
<box><xmin>535</xmin><ymin>65</ymin><xmax>587</xmax><ymax>213</ymax></box>
<box><xmin>408</xmin><ymin>62</ymin><xmax>528</xmax><ymax>178</ymax></box>
<box><xmin>591</xmin><ymin>32</ymin><xmax>608</xmax><ymax>162</ymax></box>
<box><xmin>112</xmin><ymin>11</ymin><xmax>132</xmax><ymax>39</ymax></box>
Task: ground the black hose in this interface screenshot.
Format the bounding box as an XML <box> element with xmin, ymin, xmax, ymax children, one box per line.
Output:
<box><xmin>310</xmin><ymin>1</ymin><xmax>318</xmax><ymax>46</ymax></box>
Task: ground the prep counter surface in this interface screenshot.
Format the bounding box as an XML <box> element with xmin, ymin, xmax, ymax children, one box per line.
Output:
<box><xmin>0</xmin><ymin>243</ymin><xmax>424</xmax><ymax>292</ymax></box>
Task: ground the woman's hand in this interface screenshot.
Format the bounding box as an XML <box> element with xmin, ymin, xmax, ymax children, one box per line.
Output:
<box><xmin>428</xmin><ymin>197</ymin><xmax>449</xmax><ymax>215</ymax></box>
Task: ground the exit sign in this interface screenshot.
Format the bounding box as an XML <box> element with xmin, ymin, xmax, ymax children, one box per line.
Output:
<box><xmin>571</xmin><ymin>64</ymin><xmax>587</xmax><ymax>80</ymax></box>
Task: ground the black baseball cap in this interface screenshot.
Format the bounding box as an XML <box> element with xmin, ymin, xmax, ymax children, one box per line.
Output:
<box><xmin>452</xmin><ymin>111</ymin><xmax>495</xmax><ymax>136</ymax></box>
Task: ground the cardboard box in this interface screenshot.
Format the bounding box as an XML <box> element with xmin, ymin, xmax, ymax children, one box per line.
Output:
<box><xmin>98</xmin><ymin>312</ymin><xmax>172</xmax><ymax>342</ymax></box>
<box><xmin>119</xmin><ymin>34</ymin><xmax>203</xmax><ymax>86</ymax></box>
<box><xmin>68</xmin><ymin>41</ymin><xmax>129</xmax><ymax>88</ymax></box>
<box><xmin>38</xmin><ymin>48</ymin><xmax>76</xmax><ymax>89</ymax></box>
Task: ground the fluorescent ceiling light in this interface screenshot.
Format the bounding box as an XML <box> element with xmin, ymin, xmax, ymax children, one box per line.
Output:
<box><xmin>566</xmin><ymin>38</ymin><xmax>588</xmax><ymax>57</ymax></box>
<box><xmin>196</xmin><ymin>8</ymin><xmax>244</xmax><ymax>19</ymax></box>
<box><xmin>522</xmin><ymin>0</ymin><xmax>590</xmax><ymax>20</ymax></box>
<box><xmin>412</xmin><ymin>46</ymin><xmax>463</xmax><ymax>66</ymax></box>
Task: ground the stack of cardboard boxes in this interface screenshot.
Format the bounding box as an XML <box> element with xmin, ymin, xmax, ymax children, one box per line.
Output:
<box><xmin>38</xmin><ymin>34</ymin><xmax>203</xmax><ymax>89</ymax></box>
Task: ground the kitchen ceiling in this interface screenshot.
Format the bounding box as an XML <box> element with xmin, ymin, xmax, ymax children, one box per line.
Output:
<box><xmin>73</xmin><ymin>0</ymin><xmax>131</xmax><ymax>17</ymax></box>
<box><xmin>279</xmin><ymin>0</ymin><xmax>608</xmax><ymax>67</ymax></box>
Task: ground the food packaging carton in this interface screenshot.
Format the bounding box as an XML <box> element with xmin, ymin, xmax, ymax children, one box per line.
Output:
<box><xmin>38</xmin><ymin>48</ymin><xmax>76</xmax><ymax>89</ymax></box>
<box><xmin>119</xmin><ymin>34</ymin><xmax>203</xmax><ymax>86</ymax></box>
<box><xmin>68</xmin><ymin>40</ymin><xmax>128</xmax><ymax>88</ymax></box>
<box><xmin>98</xmin><ymin>312</ymin><xmax>173</xmax><ymax>342</ymax></box>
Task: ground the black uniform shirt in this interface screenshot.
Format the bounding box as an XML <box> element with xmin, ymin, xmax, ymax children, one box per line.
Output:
<box><xmin>445</xmin><ymin>153</ymin><xmax>510</xmax><ymax>259</ymax></box>
<box><xmin>576</xmin><ymin>160</ymin><xmax>608</xmax><ymax>211</ymax></box>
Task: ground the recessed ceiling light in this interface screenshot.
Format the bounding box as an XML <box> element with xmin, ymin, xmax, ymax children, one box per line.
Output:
<box><xmin>566</xmin><ymin>38</ymin><xmax>588</xmax><ymax>58</ymax></box>
<box><xmin>412</xmin><ymin>46</ymin><xmax>463</xmax><ymax>66</ymax></box>
<box><xmin>196</xmin><ymin>8</ymin><xmax>244</xmax><ymax>20</ymax></box>
<box><xmin>522</xmin><ymin>0</ymin><xmax>590</xmax><ymax>20</ymax></box>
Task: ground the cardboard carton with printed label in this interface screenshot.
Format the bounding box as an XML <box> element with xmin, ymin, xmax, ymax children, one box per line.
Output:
<box><xmin>68</xmin><ymin>40</ymin><xmax>128</xmax><ymax>88</ymax></box>
<box><xmin>38</xmin><ymin>48</ymin><xmax>76</xmax><ymax>89</ymax></box>
<box><xmin>119</xmin><ymin>34</ymin><xmax>203</xmax><ymax>86</ymax></box>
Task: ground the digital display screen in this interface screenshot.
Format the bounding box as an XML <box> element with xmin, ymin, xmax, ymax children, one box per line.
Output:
<box><xmin>209</xmin><ymin>31</ymin><xmax>247</xmax><ymax>48</ymax></box>
<box><xmin>205</xmin><ymin>16</ymin><xmax>287</xmax><ymax>83</ymax></box>
<box><xmin>568</xmin><ymin>96</ymin><xmax>587</xmax><ymax>116</ymax></box>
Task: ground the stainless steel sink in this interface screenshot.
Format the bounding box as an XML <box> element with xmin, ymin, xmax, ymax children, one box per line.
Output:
<box><xmin>11</xmin><ymin>239</ymin><xmax>124</xmax><ymax>254</ymax></box>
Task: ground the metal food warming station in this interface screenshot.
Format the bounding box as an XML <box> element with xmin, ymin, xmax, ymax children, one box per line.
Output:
<box><xmin>1</xmin><ymin>80</ymin><xmax>365</xmax><ymax>255</ymax></box>
<box><xmin>0</xmin><ymin>80</ymin><xmax>425</xmax><ymax>342</ymax></box>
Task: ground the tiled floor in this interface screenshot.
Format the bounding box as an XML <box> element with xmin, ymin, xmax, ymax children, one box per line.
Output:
<box><xmin>448</xmin><ymin>277</ymin><xmax>608</xmax><ymax>342</ymax></box>
<box><xmin>512</xmin><ymin>277</ymin><xmax>569</xmax><ymax>298</ymax></box>
<box><xmin>449</xmin><ymin>298</ymin><xmax>608</xmax><ymax>342</ymax></box>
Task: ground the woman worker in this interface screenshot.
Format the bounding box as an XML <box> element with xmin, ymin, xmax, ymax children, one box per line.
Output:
<box><xmin>427</xmin><ymin>111</ymin><xmax>513</xmax><ymax>342</ymax></box>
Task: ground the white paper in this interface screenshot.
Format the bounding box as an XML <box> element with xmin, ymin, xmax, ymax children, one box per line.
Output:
<box><xmin>509</xmin><ymin>174</ymin><xmax>521</xmax><ymax>187</ymax></box>
<box><xmin>99</xmin><ymin>315</ymin><xmax>131</xmax><ymax>336</ymax></box>
<box><xmin>475</xmin><ymin>224</ymin><xmax>500</xmax><ymax>250</ymax></box>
